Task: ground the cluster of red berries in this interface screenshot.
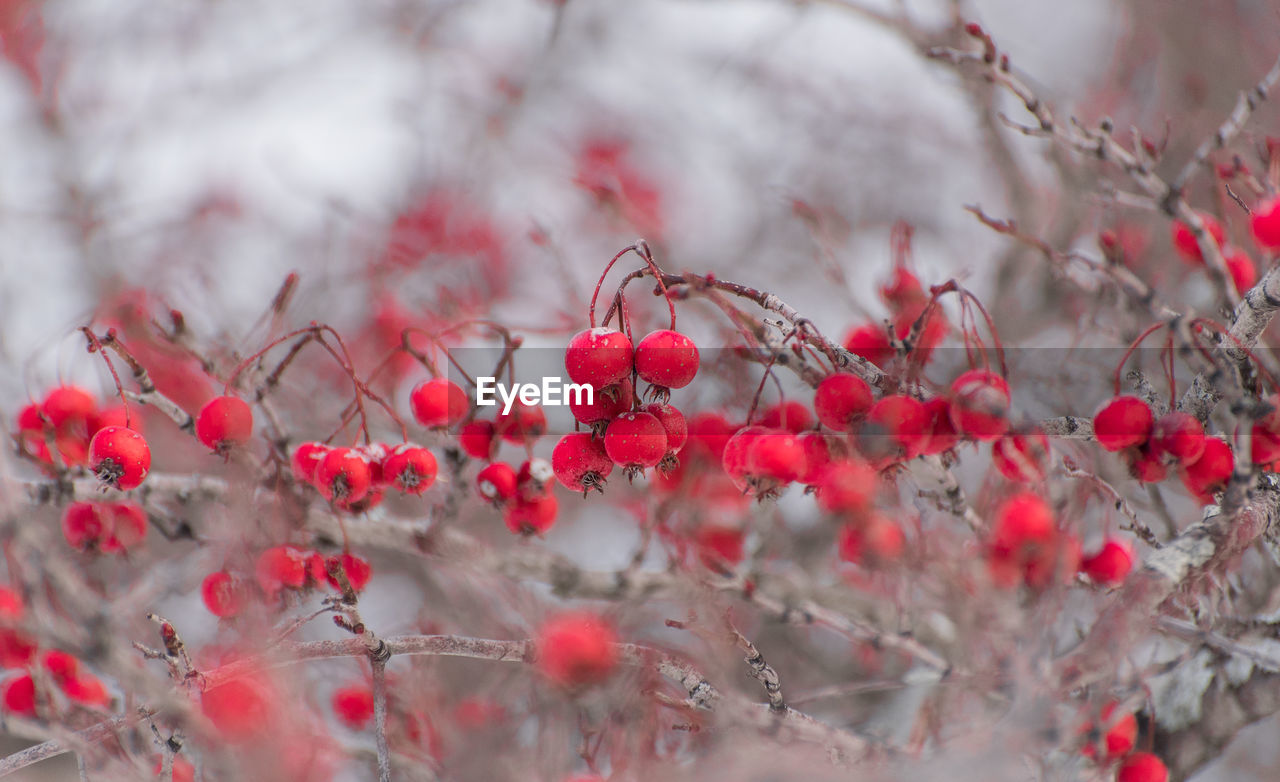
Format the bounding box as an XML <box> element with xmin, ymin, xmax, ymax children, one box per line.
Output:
<box><xmin>842</xmin><ymin>239</ymin><xmax>949</xmax><ymax>368</ymax></box>
<box><xmin>13</xmin><ymin>385</ymin><xmax>151</xmax><ymax>490</ymax></box>
<box><xmin>291</xmin><ymin>440</ymin><xmax>438</xmax><ymax>511</ymax></box>
<box><xmin>201</xmin><ymin>548</ymin><xmax>372</xmax><ymax>619</ymax></box>
<box><xmin>1076</xmin><ymin>703</ymin><xmax>1168</xmax><ymax>781</ymax></box>
<box><xmin>552</xmin><ymin>325</ymin><xmax>697</xmax><ymax>494</ymax></box>
<box><xmin>1</xmin><ymin>591</ymin><xmax>110</xmax><ymax>717</ymax></box>
<box><xmin>60</xmin><ymin>501</ymin><xmax>148</xmax><ymax>554</ymax></box>
<box><xmin>474</xmin><ymin>458</ymin><xmax>559</xmax><ymax>535</ymax></box>
<box><xmin>330</xmin><ymin>678</ymin><xmax>447</xmax><ymax>760</ymax></box>
<box><xmin>1091</xmin><ymin>397</ymin><xmax>1230</xmax><ymax>501</ymax></box>
<box><xmin>1170</xmin><ymin>211</ymin><xmax>1257</xmax><ymax>294</ymax></box>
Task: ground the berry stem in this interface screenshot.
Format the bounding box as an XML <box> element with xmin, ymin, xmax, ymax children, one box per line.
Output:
<box><xmin>80</xmin><ymin>328</ymin><xmax>133</xmax><ymax>429</ymax></box>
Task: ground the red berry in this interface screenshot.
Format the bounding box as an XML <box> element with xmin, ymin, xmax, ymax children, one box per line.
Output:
<box><xmin>861</xmin><ymin>395</ymin><xmax>929</xmax><ymax>463</ymax></box>
<box><xmin>1253</xmin><ymin>422</ymin><xmax>1280</xmax><ymax>464</ymax></box>
<box><xmin>746</xmin><ymin>430</ymin><xmax>806</xmax><ymax>485</ymax></box>
<box><xmin>201</xmin><ymin>571</ymin><xmax>248</xmax><ymax>618</ymax></box>
<box><xmin>1093</xmin><ymin>396</ymin><xmax>1153</xmax><ymax>452</ymax></box>
<box><xmin>62</xmin><ymin>502</ymin><xmax>107</xmax><ymax>550</ymax></box>
<box><xmin>1250</xmin><ymin>197</ymin><xmax>1280</xmax><ymax>249</ymax></box>
<box><xmin>383</xmin><ymin>444</ymin><xmax>438</xmax><ymax>494</ymax></box>
<box><xmin>988</xmin><ymin>493</ymin><xmax>1062</xmax><ymax>588</ymax></box>
<box><xmin>1151</xmin><ymin>411</ymin><xmax>1206</xmax><ymax>464</ymax></box>
<box><xmin>325</xmin><ymin>553</ymin><xmax>372</xmax><ymax>592</ymax></box>
<box><xmin>1225</xmin><ymin>246</ymin><xmax>1257</xmax><ymax>293</ymax></box>
<box><xmin>2</xmin><ymin>674</ymin><xmax>36</xmax><ymax>717</ymax></box>
<box><xmin>569</xmin><ymin>378</ymin><xmax>633</xmax><ymax>425</ymax></box>
<box><xmin>722</xmin><ymin>425</ymin><xmax>766</xmax><ymax>491</ymax></box>
<box><xmin>843</xmin><ymin>324</ymin><xmax>893</xmax><ymax>366</ymax></box>
<box><xmin>255</xmin><ymin>546</ymin><xmax>308</xmax><ymax>596</ymax></box>
<box><xmin>152</xmin><ymin>757</ymin><xmax>196</xmax><ymax>782</ymax></box>
<box><xmin>62</xmin><ymin>672</ymin><xmax>109</xmax><ymax>707</ymax></box>
<box><xmin>552</xmin><ymin>433</ymin><xmax>614</xmax><ymax>493</ymax></box>
<box><xmin>41</xmin><ymin>385</ymin><xmax>97</xmax><ymax>431</ymax></box>
<box><xmin>758</xmin><ymin>400</ymin><xmax>812</xmax><ymax>434</ymax></box>
<box><xmin>603</xmin><ymin>412</ymin><xmax>668</xmax><ymax>470</ymax></box>
<box><xmin>202</xmin><ymin>677</ymin><xmax>273</xmax><ymax>741</ymax></box>
<box><xmin>195</xmin><ymin>395</ymin><xmax>253</xmax><ymax>453</ymax></box>
<box><xmin>992</xmin><ymin>429</ymin><xmax>1050</xmax><ymax>483</ymax></box>
<box><xmin>496</xmin><ymin>400</ymin><xmax>547</xmax><ymax>445</ymax></box>
<box><xmin>798</xmin><ymin>431</ymin><xmax>834</xmax><ymax>485</ymax></box>
<box><xmin>1171</xmin><ymin>212</ymin><xmax>1225</xmax><ymax>262</ymax></box>
<box><xmin>634</xmin><ymin>329</ymin><xmax>699</xmax><ymax>390</ymax></box>
<box><xmin>814</xmin><ymin>374</ymin><xmax>873</xmax><ymax>432</ymax></box>
<box><xmin>685</xmin><ymin>412</ymin><xmax>737</xmax><ymax>461</ymax></box>
<box><xmin>949</xmin><ymin>369</ymin><xmax>1010</xmax><ymax>441</ymax></box>
<box><xmin>920</xmin><ymin>397</ymin><xmax>960</xmax><ymax>456</ymax></box>
<box><xmin>1080</xmin><ymin>539</ymin><xmax>1133</xmax><ymax>586</ymax></box>
<box><xmin>641</xmin><ymin>402</ymin><xmax>687</xmax><ymax>454</ymax></box>
<box><xmin>88</xmin><ymin>426</ymin><xmax>151</xmax><ymax>490</ymax></box>
<box><xmin>457</xmin><ymin>419</ymin><xmax>496</xmax><ymax>460</ymax></box>
<box><xmin>0</xmin><ymin>629</ymin><xmax>35</xmax><ymax>668</ymax></box>
<box><xmin>477</xmin><ymin>462</ymin><xmax>518</xmax><ymax>503</ymax></box>
<box><xmin>410</xmin><ymin>378</ymin><xmax>469</xmax><ymax>429</ymax></box>
<box><xmin>536</xmin><ymin>613</ymin><xmax>618</xmax><ymax>687</ymax></box>
<box><xmin>0</xmin><ymin>587</ymin><xmax>23</xmax><ymax>622</ymax></box>
<box><xmin>332</xmin><ymin>685</ymin><xmax>375</xmax><ymax>730</ymax></box>
<box><xmin>315</xmin><ymin>447</ymin><xmax>373</xmax><ymax>505</ymax></box>
<box><xmin>694</xmin><ymin>525</ymin><xmax>745</xmax><ymax>570</ymax></box>
<box><xmin>291</xmin><ymin>441</ymin><xmax>330</xmax><ymax>484</ymax></box>
<box><xmin>565</xmin><ymin>328</ymin><xmax>633</xmax><ymax>388</ymax></box>
<box><xmin>1080</xmin><ymin>702</ymin><xmax>1138</xmax><ymax>760</ymax></box>
<box><xmin>1181</xmin><ymin>437</ymin><xmax>1233</xmax><ymax>500</ymax></box>
<box><xmin>516</xmin><ymin>458</ymin><xmax>555</xmax><ymax>500</ymax></box>
<box><xmin>503</xmin><ymin>493</ymin><xmax>559</xmax><ymax>535</ymax></box>
<box><xmin>42</xmin><ymin>649</ymin><xmax>79</xmax><ymax>684</ymax></box>
<box><xmin>1117</xmin><ymin>752</ymin><xmax>1168</xmax><ymax>782</ymax></box>
<box><xmin>837</xmin><ymin>515</ymin><xmax>905</xmax><ymax>565</ymax></box>
<box><xmin>99</xmin><ymin>502</ymin><xmax>147</xmax><ymax>553</ymax></box>
<box><xmin>814</xmin><ymin>459</ymin><xmax>877</xmax><ymax>514</ymax></box>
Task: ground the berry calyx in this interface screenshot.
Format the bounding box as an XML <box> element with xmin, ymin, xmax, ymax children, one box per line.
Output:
<box><xmin>1092</xmin><ymin>396</ymin><xmax>1154</xmax><ymax>452</ymax></box>
<box><xmin>565</xmin><ymin>328</ymin><xmax>633</xmax><ymax>388</ymax></box>
<box><xmin>195</xmin><ymin>395</ymin><xmax>254</xmax><ymax>454</ymax></box>
<box><xmin>552</xmin><ymin>433</ymin><xmax>614</xmax><ymax>494</ymax></box>
<box><xmin>410</xmin><ymin>378</ymin><xmax>469</xmax><ymax>429</ymax></box>
<box><xmin>948</xmin><ymin>369</ymin><xmax>1011</xmax><ymax>441</ymax></box>
<box><xmin>88</xmin><ymin>426</ymin><xmax>151</xmax><ymax>490</ymax></box>
<box><xmin>814</xmin><ymin>374</ymin><xmax>873</xmax><ymax>432</ymax></box>
<box><xmin>476</xmin><ymin>462</ymin><xmax>518</xmax><ymax>503</ymax></box>
<box><xmin>634</xmin><ymin>329</ymin><xmax>699</xmax><ymax>392</ymax></box>
<box><xmin>535</xmin><ymin>612</ymin><xmax>619</xmax><ymax>687</ymax></box>
<box><xmin>315</xmin><ymin>447</ymin><xmax>374</xmax><ymax>505</ymax></box>
<box><xmin>1250</xmin><ymin>197</ymin><xmax>1280</xmax><ymax>249</ymax></box>
<box><xmin>1080</xmin><ymin>539</ymin><xmax>1133</xmax><ymax>586</ymax></box>
<box><xmin>603</xmin><ymin>412</ymin><xmax>668</xmax><ymax>473</ymax></box>
<box><xmin>383</xmin><ymin>444</ymin><xmax>438</xmax><ymax>494</ymax></box>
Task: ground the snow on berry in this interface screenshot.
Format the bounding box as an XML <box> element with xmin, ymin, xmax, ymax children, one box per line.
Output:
<box><xmin>477</xmin><ymin>461</ymin><xmax>518</xmax><ymax>503</ymax></box>
<box><xmin>383</xmin><ymin>444</ymin><xmax>438</xmax><ymax>494</ymax></box>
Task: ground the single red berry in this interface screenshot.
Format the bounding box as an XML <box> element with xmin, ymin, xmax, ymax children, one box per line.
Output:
<box><xmin>0</xmin><ymin>587</ymin><xmax>23</xmax><ymax>622</ymax></box>
<box><xmin>332</xmin><ymin>685</ymin><xmax>375</xmax><ymax>730</ymax></box>
<box><xmin>798</xmin><ymin>432</ymin><xmax>834</xmax><ymax>485</ymax></box>
<box><xmin>152</xmin><ymin>757</ymin><xmax>196</xmax><ymax>782</ymax></box>
<box><xmin>842</xmin><ymin>324</ymin><xmax>893</xmax><ymax>366</ymax></box>
<box><xmin>758</xmin><ymin>400</ymin><xmax>812</xmax><ymax>434</ymax></box>
<box><xmin>746</xmin><ymin>430</ymin><xmax>806</xmax><ymax>485</ymax></box>
<box><xmin>2</xmin><ymin>674</ymin><xmax>36</xmax><ymax>717</ymax></box>
<box><xmin>255</xmin><ymin>546</ymin><xmax>308</xmax><ymax>596</ymax></box>
<box><xmin>457</xmin><ymin>419</ymin><xmax>496</xmax><ymax>460</ymax></box>
<box><xmin>642</xmin><ymin>402</ymin><xmax>687</xmax><ymax>455</ymax></box>
<box><xmin>0</xmin><ymin>629</ymin><xmax>35</xmax><ymax>668</ymax></box>
<box><xmin>1225</xmin><ymin>246</ymin><xmax>1257</xmax><ymax>294</ymax></box>
<box><xmin>569</xmin><ymin>378</ymin><xmax>633</xmax><ymax>425</ymax></box>
<box><xmin>992</xmin><ymin>429</ymin><xmax>1050</xmax><ymax>483</ymax></box>
<box><xmin>99</xmin><ymin>502</ymin><xmax>147</xmax><ymax>553</ymax></box>
<box><xmin>410</xmin><ymin>378</ymin><xmax>469</xmax><ymax>429</ymax></box>
<box><xmin>814</xmin><ymin>459</ymin><xmax>877</xmax><ymax>514</ymax></box>
<box><xmin>325</xmin><ymin>553</ymin><xmax>373</xmax><ymax>592</ymax></box>
<box><xmin>814</xmin><ymin>374</ymin><xmax>873</xmax><ymax>432</ymax></box>
<box><xmin>496</xmin><ymin>400</ymin><xmax>547</xmax><ymax>445</ymax></box>
<box><xmin>1181</xmin><ymin>437</ymin><xmax>1233</xmax><ymax>500</ymax></box>
<box><xmin>41</xmin><ymin>385</ymin><xmax>97</xmax><ymax>431</ymax></box>
<box><xmin>565</xmin><ymin>328</ymin><xmax>634</xmax><ymax>388</ymax></box>
<box><xmin>88</xmin><ymin>426</ymin><xmax>151</xmax><ymax>490</ymax></box>
<box><xmin>202</xmin><ymin>677</ymin><xmax>273</xmax><ymax>741</ymax></box>
<box><xmin>1252</xmin><ymin>423</ymin><xmax>1280</xmax><ymax>464</ymax></box>
<box><xmin>1151</xmin><ymin>411</ymin><xmax>1206</xmax><ymax>464</ymax></box>
<box><xmin>920</xmin><ymin>397</ymin><xmax>960</xmax><ymax>456</ymax></box>
<box><xmin>552</xmin><ymin>433</ymin><xmax>614</xmax><ymax>493</ymax></box>
<box><xmin>1093</xmin><ymin>396</ymin><xmax>1154</xmax><ymax>452</ymax></box>
<box><xmin>383</xmin><ymin>444</ymin><xmax>438</xmax><ymax>494</ymax></box>
<box><xmin>195</xmin><ymin>395</ymin><xmax>254</xmax><ymax>454</ymax></box>
<box><xmin>291</xmin><ymin>441</ymin><xmax>330</xmax><ymax>484</ymax></box>
<box><xmin>201</xmin><ymin>571</ymin><xmax>248</xmax><ymax>618</ymax></box>
<box><xmin>861</xmin><ymin>395</ymin><xmax>929</xmax><ymax>463</ymax></box>
<box><xmin>1171</xmin><ymin>212</ymin><xmax>1225</xmax><ymax>263</ymax></box>
<box><xmin>1084</xmin><ymin>702</ymin><xmax>1137</xmax><ymax>759</ymax></box>
<box><xmin>634</xmin><ymin>329</ymin><xmax>699</xmax><ymax>390</ymax></box>
<box><xmin>503</xmin><ymin>493</ymin><xmax>559</xmax><ymax>535</ymax></box>
<box><xmin>62</xmin><ymin>672</ymin><xmax>109</xmax><ymax>707</ymax></box>
<box><xmin>837</xmin><ymin>514</ymin><xmax>905</xmax><ymax>565</ymax></box>
<box><xmin>536</xmin><ymin>612</ymin><xmax>619</xmax><ymax>687</ymax></box>
<box><xmin>477</xmin><ymin>462</ymin><xmax>518</xmax><ymax>503</ymax></box>
<box><xmin>988</xmin><ymin>493</ymin><xmax>1062</xmax><ymax>588</ymax></box>
<box><xmin>1080</xmin><ymin>539</ymin><xmax>1133</xmax><ymax>586</ymax></box>
<box><xmin>604</xmin><ymin>412</ymin><xmax>668</xmax><ymax>471</ymax></box>
<box><xmin>1250</xmin><ymin>197</ymin><xmax>1280</xmax><ymax>249</ymax></box>
<box><xmin>15</xmin><ymin>403</ymin><xmax>43</xmax><ymax>433</ymax></box>
<box><xmin>949</xmin><ymin>369</ymin><xmax>1011</xmax><ymax>441</ymax></box>
<box><xmin>694</xmin><ymin>525</ymin><xmax>745</xmax><ymax>570</ymax></box>
<box><xmin>42</xmin><ymin>649</ymin><xmax>79</xmax><ymax>684</ymax></box>
<box><xmin>722</xmin><ymin>425</ymin><xmax>767</xmax><ymax>492</ymax></box>
<box><xmin>315</xmin><ymin>447</ymin><xmax>373</xmax><ymax>505</ymax></box>
<box><xmin>685</xmin><ymin>412</ymin><xmax>737</xmax><ymax>461</ymax></box>
<box><xmin>1117</xmin><ymin>752</ymin><xmax>1168</xmax><ymax>782</ymax></box>
<box><xmin>62</xmin><ymin>502</ymin><xmax>107</xmax><ymax>550</ymax></box>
